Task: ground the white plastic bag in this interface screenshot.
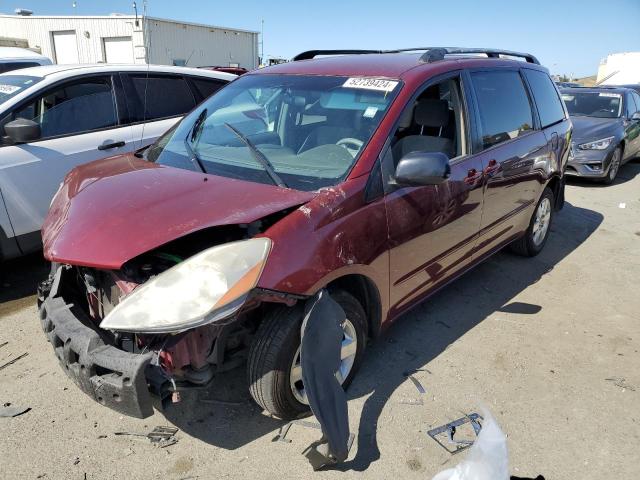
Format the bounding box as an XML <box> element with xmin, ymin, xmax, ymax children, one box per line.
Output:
<box><xmin>432</xmin><ymin>410</ymin><xmax>509</xmax><ymax>480</ymax></box>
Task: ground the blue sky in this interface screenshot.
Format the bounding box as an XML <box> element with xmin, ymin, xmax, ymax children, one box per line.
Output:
<box><xmin>2</xmin><ymin>0</ymin><xmax>639</xmax><ymax>77</ymax></box>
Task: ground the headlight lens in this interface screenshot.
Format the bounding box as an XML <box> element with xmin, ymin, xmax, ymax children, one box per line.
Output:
<box><xmin>100</xmin><ymin>238</ymin><xmax>271</xmax><ymax>333</ymax></box>
<box><xmin>578</xmin><ymin>136</ymin><xmax>614</xmax><ymax>150</ymax></box>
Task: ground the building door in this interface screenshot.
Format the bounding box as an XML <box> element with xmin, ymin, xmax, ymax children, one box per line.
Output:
<box><xmin>103</xmin><ymin>37</ymin><xmax>134</xmax><ymax>64</ymax></box>
<box><xmin>52</xmin><ymin>31</ymin><xmax>79</xmax><ymax>64</ymax></box>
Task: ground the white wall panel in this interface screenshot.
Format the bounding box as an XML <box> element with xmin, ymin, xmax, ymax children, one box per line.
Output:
<box><xmin>0</xmin><ymin>15</ymin><xmax>258</xmax><ymax>68</ymax></box>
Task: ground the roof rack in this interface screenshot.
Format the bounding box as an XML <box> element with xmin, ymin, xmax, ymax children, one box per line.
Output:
<box><xmin>292</xmin><ymin>47</ymin><xmax>540</xmax><ymax>65</ymax></box>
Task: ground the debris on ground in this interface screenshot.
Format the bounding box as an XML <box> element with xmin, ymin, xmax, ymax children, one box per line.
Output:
<box><xmin>114</xmin><ymin>426</ymin><xmax>179</xmax><ymax>448</ymax></box>
<box><xmin>405</xmin><ymin>374</ymin><xmax>427</xmax><ymax>394</ymax></box>
<box><xmin>274</xmin><ymin>419</ymin><xmax>355</xmax><ymax>470</ymax></box>
<box><xmin>0</xmin><ymin>352</ymin><xmax>28</xmax><ymax>371</ymax></box>
<box><xmin>427</xmin><ymin>413</ymin><xmax>483</xmax><ymax>454</ymax></box>
<box><xmin>0</xmin><ymin>402</ymin><xmax>31</xmax><ymax>417</ymax></box>
<box><xmin>605</xmin><ymin>377</ymin><xmax>636</xmax><ymax>391</ymax></box>
<box><xmin>432</xmin><ymin>410</ymin><xmax>508</xmax><ymax>480</ymax></box>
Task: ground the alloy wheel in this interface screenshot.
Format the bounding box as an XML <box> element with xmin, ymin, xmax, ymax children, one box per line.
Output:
<box><xmin>532</xmin><ymin>197</ymin><xmax>551</xmax><ymax>246</ymax></box>
<box><xmin>289</xmin><ymin>318</ymin><xmax>358</xmax><ymax>405</ymax></box>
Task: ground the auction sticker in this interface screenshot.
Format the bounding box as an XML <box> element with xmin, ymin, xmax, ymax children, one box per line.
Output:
<box><xmin>343</xmin><ymin>77</ymin><xmax>399</xmax><ymax>92</ymax></box>
<box><xmin>0</xmin><ymin>85</ymin><xmax>20</xmax><ymax>94</ymax></box>
<box><xmin>599</xmin><ymin>92</ymin><xmax>620</xmax><ymax>98</ymax></box>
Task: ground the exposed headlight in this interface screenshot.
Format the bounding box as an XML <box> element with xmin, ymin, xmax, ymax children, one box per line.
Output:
<box><xmin>100</xmin><ymin>238</ymin><xmax>271</xmax><ymax>333</ymax></box>
<box><xmin>578</xmin><ymin>136</ymin><xmax>614</xmax><ymax>150</ymax></box>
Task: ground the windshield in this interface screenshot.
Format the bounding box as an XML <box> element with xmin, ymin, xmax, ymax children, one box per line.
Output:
<box><xmin>561</xmin><ymin>91</ymin><xmax>622</xmax><ymax>118</ymax></box>
<box><xmin>147</xmin><ymin>74</ymin><xmax>401</xmax><ymax>191</ymax></box>
<box><xmin>0</xmin><ymin>75</ymin><xmax>41</xmax><ymax>105</ymax></box>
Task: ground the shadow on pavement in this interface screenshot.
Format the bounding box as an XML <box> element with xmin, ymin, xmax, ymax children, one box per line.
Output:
<box><xmin>335</xmin><ymin>201</ymin><xmax>602</xmax><ymax>471</ymax></box>
<box><xmin>162</xmin><ymin>201</ymin><xmax>602</xmax><ymax>464</ymax></box>
<box><xmin>0</xmin><ymin>252</ymin><xmax>48</xmax><ymax>317</ymax></box>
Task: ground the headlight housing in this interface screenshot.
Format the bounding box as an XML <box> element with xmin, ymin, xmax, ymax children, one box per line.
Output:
<box><xmin>578</xmin><ymin>136</ymin><xmax>614</xmax><ymax>150</ymax></box>
<box><xmin>100</xmin><ymin>238</ymin><xmax>271</xmax><ymax>333</ymax></box>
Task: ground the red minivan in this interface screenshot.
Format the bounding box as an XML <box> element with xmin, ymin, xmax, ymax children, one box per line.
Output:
<box><xmin>38</xmin><ymin>48</ymin><xmax>571</xmax><ymax>420</ymax></box>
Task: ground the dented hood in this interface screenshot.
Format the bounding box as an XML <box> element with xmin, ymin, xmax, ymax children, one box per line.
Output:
<box><xmin>43</xmin><ymin>154</ymin><xmax>315</xmax><ymax>269</ymax></box>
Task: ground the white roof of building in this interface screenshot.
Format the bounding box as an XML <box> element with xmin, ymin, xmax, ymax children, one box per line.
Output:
<box><xmin>0</xmin><ymin>63</ymin><xmax>237</xmax><ymax>82</ymax></box>
<box><xmin>0</xmin><ymin>14</ymin><xmax>259</xmax><ymax>34</ymax></box>
<box><xmin>0</xmin><ymin>46</ymin><xmax>50</xmax><ymax>61</ymax></box>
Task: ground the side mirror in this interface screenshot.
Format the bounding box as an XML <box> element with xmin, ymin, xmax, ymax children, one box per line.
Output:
<box><xmin>3</xmin><ymin>118</ymin><xmax>41</xmax><ymax>144</ymax></box>
<box><xmin>394</xmin><ymin>151</ymin><xmax>451</xmax><ymax>186</ymax></box>
<box><xmin>632</xmin><ymin>112</ymin><xmax>640</xmax><ymax>121</ymax></box>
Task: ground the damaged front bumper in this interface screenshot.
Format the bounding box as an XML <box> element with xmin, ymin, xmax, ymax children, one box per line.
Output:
<box><xmin>39</xmin><ymin>295</ymin><xmax>159</xmax><ymax>418</ymax></box>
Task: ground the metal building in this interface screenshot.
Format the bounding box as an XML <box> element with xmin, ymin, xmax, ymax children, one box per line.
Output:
<box><xmin>0</xmin><ymin>14</ymin><xmax>259</xmax><ymax>69</ymax></box>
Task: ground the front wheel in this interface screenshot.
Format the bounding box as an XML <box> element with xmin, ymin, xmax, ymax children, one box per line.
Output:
<box><xmin>601</xmin><ymin>147</ymin><xmax>622</xmax><ymax>185</ymax></box>
<box><xmin>509</xmin><ymin>187</ymin><xmax>554</xmax><ymax>257</ymax></box>
<box><xmin>247</xmin><ymin>290</ymin><xmax>367</xmax><ymax>419</ymax></box>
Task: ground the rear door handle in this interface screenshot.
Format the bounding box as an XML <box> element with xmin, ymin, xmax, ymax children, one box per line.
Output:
<box><xmin>464</xmin><ymin>168</ymin><xmax>483</xmax><ymax>185</ymax></box>
<box><xmin>98</xmin><ymin>140</ymin><xmax>125</xmax><ymax>151</ymax></box>
<box><xmin>484</xmin><ymin>159</ymin><xmax>500</xmax><ymax>176</ymax></box>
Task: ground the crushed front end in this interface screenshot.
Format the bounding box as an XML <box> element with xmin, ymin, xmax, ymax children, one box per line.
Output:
<box><xmin>37</xmin><ymin>239</ymin><xmax>299</xmax><ymax>419</ymax></box>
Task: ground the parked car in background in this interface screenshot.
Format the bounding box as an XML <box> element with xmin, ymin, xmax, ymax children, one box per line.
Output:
<box><xmin>555</xmin><ymin>81</ymin><xmax>580</xmax><ymax>88</ymax></box>
<box><xmin>38</xmin><ymin>47</ymin><xmax>569</xmax><ymax>421</ymax></box>
<box><xmin>561</xmin><ymin>86</ymin><xmax>640</xmax><ymax>183</ymax></box>
<box><xmin>0</xmin><ymin>64</ymin><xmax>234</xmax><ymax>261</ymax></box>
<box><xmin>199</xmin><ymin>65</ymin><xmax>249</xmax><ymax>75</ymax></box>
<box><xmin>0</xmin><ymin>46</ymin><xmax>52</xmax><ymax>73</ymax></box>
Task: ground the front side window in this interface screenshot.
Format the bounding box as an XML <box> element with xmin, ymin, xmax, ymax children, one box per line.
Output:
<box><xmin>523</xmin><ymin>69</ymin><xmax>565</xmax><ymax>128</ymax></box>
<box><xmin>560</xmin><ymin>91</ymin><xmax>622</xmax><ymax>118</ymax></box>
<box><xmin>470</xmin><ymin>70</ymin><xmax>534</xmax><ymax>150</ymax></box>
<box><xmin>127</xmin><ymin>75</ymin><xmax>196</xmax><ymax>122</ymax></box>
<box><xmin>146</xmin><ymin>74</ymin><xmax>401</xmax><ymax>191</ymax></box>
<box><xmin>13</xmin><ymin>76</ymin><xmax>117</xmax><ymax>138</ymax></box>
<box><xmin>0</xmin><ymin>75</ymin><xmax>42</xmax><ymax>105</ymax></box>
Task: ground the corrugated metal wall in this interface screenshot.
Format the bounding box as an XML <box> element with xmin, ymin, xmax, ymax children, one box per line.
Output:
<box><xmin>0</xmin><ymin>15</ymin><xmax>143</xmax><ymax>64</ymax></box>
<box><xmin>0</xmin><ymin>15</ymin><xmax>258</xmax><ymax>68</ymax></box>
<box><xmin>146</xmin><ymin>18</ymin><xmax>258</xmax><ymax>69</ymax></box>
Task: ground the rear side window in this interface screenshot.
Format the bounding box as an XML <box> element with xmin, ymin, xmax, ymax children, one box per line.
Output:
<box><xmin>189</xmin><ymin>78</ymin><xmax>226</xmax><ymax>101</ymax></box>
<box><xmin>12</xmin><ymin>76</ymin><xmax>117</xmax><ymax>139</ymax></box>
<box><xmin>470</xmin><ymin>70</ymin><xmax>534</xmax><ymax>150</ymax></box>
<box><xmin>523</xmin><ymin>69</ymin><xmax>566</xmax><ymax>128</ymax></box>
<box><xmin>632</xmin><ymin>92</ymin><xmax>640</xmax><ymax>114</ymax></box>
<box><xmin>127</xmin><ymin>74</ymin><xmax>196</xmax><ymax>122</ymax></box>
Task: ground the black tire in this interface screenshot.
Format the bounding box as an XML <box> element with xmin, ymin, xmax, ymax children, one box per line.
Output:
<box><xmin>509</xmin><ymin>187</ymin><xmax>554</xmax><ymax>257</ymax></box>
<box><xmin>247</xmin><ymin>290</ymin><xmax>367</xmax><ymax>419</ymax></box>
<box><xmin>601</xmin><ymin>147</ymin><xmax>622</xmax><ymax>185</ymax></box>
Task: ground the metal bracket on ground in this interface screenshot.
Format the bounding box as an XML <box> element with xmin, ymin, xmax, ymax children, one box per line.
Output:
<box><xmin>427</xmin><ymin>413</ymin><xmax>483</xmax><ymax>454</ymax></box>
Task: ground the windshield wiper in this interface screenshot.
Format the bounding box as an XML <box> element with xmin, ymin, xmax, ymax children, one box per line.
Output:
<box><xmin>184</xmin><ymin>136</ymin><xmax>206</xmax><ymax>173</ymax></box>
<box><xmin>184</xmin><ymin>109</ymin><xmax>207</xmax><ymax>173</ymax></box>
<box><xmin>223</xmin><ymin>122</ymin><xmax>287</xmax><ymax>188</ymax></box>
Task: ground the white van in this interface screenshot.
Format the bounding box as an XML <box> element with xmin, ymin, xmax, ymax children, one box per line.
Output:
<box><xmin>0</xmin><ymin>64</ymin><xmax>234</xmax><ymax>260</ymax></box>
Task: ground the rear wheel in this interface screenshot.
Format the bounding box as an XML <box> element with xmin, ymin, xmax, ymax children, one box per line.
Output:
<box><xmin>247</xmin><ymin>290</ymin><xmax>367</xmax><ymax>419</ymax></box>
<box><xmin>509</xmin><ymin>187</ymin><xmax>554</xmax><ymax>257</ymax></box>
<box><xmin>601</xmin><ymin>147</ymin><xmax>622</xmax><ymax>185</ymax></box>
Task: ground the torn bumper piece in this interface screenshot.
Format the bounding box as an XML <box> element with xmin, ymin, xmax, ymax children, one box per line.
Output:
<box><xmin>39</xmin><ymin>296</ymin><xmax>156</xmax><ymax>418</ymax></box>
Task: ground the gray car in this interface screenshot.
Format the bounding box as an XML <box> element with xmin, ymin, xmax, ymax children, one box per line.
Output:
<box><xmin>561</xmin><ymin>86</ymin><xmax>640</xmax><ymax>184</ymax></box>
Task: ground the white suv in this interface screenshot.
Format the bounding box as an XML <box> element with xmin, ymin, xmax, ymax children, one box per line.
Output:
<box><xmin>0</xmin><ymin>64</ymin><xmax>234</xmax><ymax>260</ymax></box>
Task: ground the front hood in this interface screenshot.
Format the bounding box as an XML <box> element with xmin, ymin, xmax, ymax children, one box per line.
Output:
<box><xmin>43</xmin><ymin>154</ymin><xmax>315</xmax><ymax>269</ymax></box>
<box><xmin>569</xmin><ymin>116</ymin><xmax>621</xmax><ymax>144</ymax></box>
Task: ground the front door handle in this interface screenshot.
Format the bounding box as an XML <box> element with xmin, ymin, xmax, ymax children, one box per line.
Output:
<box><xmin>464</xmin><ymin>168</ymin><xmax>483</xmax><ymax>185</ymax></box>
<box><xmin>98</xmin><ymin>140</ymin><xmax>125</xmax><ymax>151</ymax></box>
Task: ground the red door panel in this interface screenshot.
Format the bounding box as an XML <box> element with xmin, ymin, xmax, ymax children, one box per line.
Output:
<box><xmin>386</xmin><ymin>155</ymin><xmax>484</xmax><ymax>318</ymax></box>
